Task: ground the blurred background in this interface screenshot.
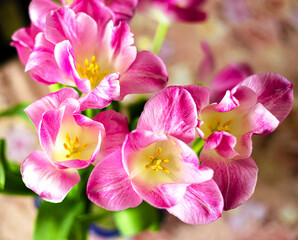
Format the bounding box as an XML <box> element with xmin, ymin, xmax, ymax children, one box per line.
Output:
<box><xmin>0</xmin><ymin>0</ymin><xmax>297</xmax><ymax>239</ymax></box>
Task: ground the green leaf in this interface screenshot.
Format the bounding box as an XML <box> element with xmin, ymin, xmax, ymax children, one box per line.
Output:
<box><xmin>0</xmin><ymin>139</ymin><xmax>35</xmax><ymax>195</ymax></box>
<box><xmin>0</xmin><ymin>102</ymin><xmax>31</xmax><ymax>124</ymax></box>
<box><xmin>34</xmin><ymin>166</ymin><xmax>93</xmax><ymax>240</ymax></box>
<box><xmin>34</xmin><ymin>198</ymin><xmax>86</xmax><ymax>240</ymax></box>
<box><xmin>113</xmin><ymin>201</ymin><xmax>163</xmax><ymax>236</ymax></box>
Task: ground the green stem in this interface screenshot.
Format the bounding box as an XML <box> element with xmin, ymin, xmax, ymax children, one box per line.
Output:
<box><xmin>152</xmin><ymin>21</ymin><xmax>169</xmax><ymax>55</ymax></box>
<box><xmin>192</xmin><ymin>138</ymin><xmax>205</xmax><ymax>156</ymax></box>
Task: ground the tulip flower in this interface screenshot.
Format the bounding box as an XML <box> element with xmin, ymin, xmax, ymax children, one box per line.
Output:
<box><xmin>87</xmin><ymin>86</ymin><xmax>224</xmax><ymax>224</ymax></box>
<box><xmin>11</xmin><ymin>0</ymin><xmax>138</xmax><ymax>66</ymax></box>
<box><xmin>22</xmin><ymin>88</ymin><xmax>129</xmax><ymax>202</ymax></box>
<box><xmin>187</xmin><ymin>73</ymin><xmax>293</xmax><ymax>210</ymax></box>
<box><xmin>24</xmin><ymin>5</ymin><xmax>168</xmax><ymax>110</ymax></box>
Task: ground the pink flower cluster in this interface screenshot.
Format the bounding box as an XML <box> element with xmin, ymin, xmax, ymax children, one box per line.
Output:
<box><xmin>12</xmin><ymin>0</ymin><xmax>293</xmax><ymax>225</ymax></box>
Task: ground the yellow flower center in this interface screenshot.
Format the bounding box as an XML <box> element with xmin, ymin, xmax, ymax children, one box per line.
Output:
<box><xmin>77</xmin><ymin>56</ymin><xmax>109</xmax><ymax>90</ymax></box>
<box><xmin>64</xmin><ymin>0</ymin><xmax>74</xmax><ymax>4</ymax></box>
<box><xmin>63</xmin><ymin>132</ymin><xmax>88</xmax><ymax>159</ymax></box>
<box><xmin>208</xmin><ymin>118</ymin><xmax>235</xmax><ymax>133</ymax></box>
<box><xmin>145</xmin><ymin>147</ymin><xmax>170</xmax><ymax>173</ymax></box>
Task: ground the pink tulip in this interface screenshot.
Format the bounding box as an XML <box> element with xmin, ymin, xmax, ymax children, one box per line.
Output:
<box><xmin>24</xmin><ymin>5</ymin><xmax>167</xmax><ymax>110</ymax></box>
<box><xmin>187</xmin><ymin>73</ymin><xmax>293</xmax><ymax>210</ymax></box>
<box><xmin>22</xmin><ymin>88</ymin><xmax>129</xmax><ymax>202</ymax></box>
<box><xmin>87</xmin><ymin>86</ymin><xmax>223</xmax><ymax>224</ymax></box>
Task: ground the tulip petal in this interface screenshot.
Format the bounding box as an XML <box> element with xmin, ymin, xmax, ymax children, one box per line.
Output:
<box><xmin>201</xmin><ymin>157</ymin><xmax>258</xmax><ymax>210</ymax></box>
<box><xmin>111</xmin><ymin>21</ymin><xmax>137</xmax><ymax>73</ymax></box>
<box><xmin>21</xmin><ymin>150</ymin><xmax>80</xmax><ymax>203</ymax></box>
<box><xmin>25</xmin><ymin>88</ymin><xmax>79</xmax><ymax>129</ymax></box>
<box><xmin>137</xmin><ymin>86</ymin><xmax>197</xmax><ymax>143</ymax></box>
<box><xmin>11</xmin><ymin>24</ymin><xmax>40</xmax><ymax>65</ymax></box>
<box><xmin>210</xmin><ymin>63</ymin><xmax>253</xmax><ymax>103</ymax></box>
<box><xmin>87</xmin><ymin>149</ymin><xmax>143</xmax><ymax>211</ymax></box>
<box><xmin>29</xmin><ymin>0</ymin><xmax>60</xmax><ymax>30</ymax></box>
<box><xmin>250</xmin><ymin>103</ymin><xmax>279</xmax><ymax>135</ymax></box>
<box><xmin>132</xmin><ymin>181</ymin><xmax>188</xmax><ymax>209</ymax></box>
<box><xmin>183</xmin><ymin>84</ymin><xmax>210</xmax><ymax>113</ymax></box>
<box><xmin>237</xmin><ymin>73</ymin><xmax>293</xmax><ymax>122</ymax></box>
<box><xmin>45</xmin><ymin>8</ymin><xmax>98</xmax><ymax>61</ymax></box>
<box><xmin>39</xmin><ymin>109</ymin><xmax>64</xmax><ymax>159</ymax></box>
<box><xmin>167</xmin><ymin>180</ymin><xmax>223</xmax><ymax>224</ymax></box>
<box><xmin>25</xmin><ymin>33</ymin><xmax>73</xmax><ymax>85</ymax></box>
<box><xmin>204</xmin><ymin>132</ymin><xmax>239</xmax><ymax>159</ymax></box>
<box><xmin>107</xmin><ymin>0</ymin><xmax>138</xmax><ymax>24</ymax></box>
<box><xmin>198</xmin><ymin>41</ymin><xmax>215</xmax><ymax>83</ymax></box>
<box><xmin>118</xmin><ymin>50</ymin><xmax>168</xmax><ymax>99</ymax></box>
<box><xmin>93</xmin><ymin>110</ymin><xmax>129</xmax><ymax>164</ymax></box>
<box><xmin>78</xmin><ymin>73</ymin><xmax>120</xmax><ymax>111</ymax></box>
<box><xmin>71</xmin><ymin>0</ymin><xmax>114</xmax><ymax>35</ymax></box>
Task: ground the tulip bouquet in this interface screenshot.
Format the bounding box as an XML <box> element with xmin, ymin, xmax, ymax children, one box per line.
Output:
<box><xmin>0</xmin><ymin>0</ymin><xmax>293</xmax><ymax>239</ymax></box>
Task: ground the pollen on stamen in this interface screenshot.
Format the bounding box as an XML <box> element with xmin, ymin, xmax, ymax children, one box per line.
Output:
<box><xmin>145</xmin><ymin>147</ymin><xmax>170</xmax><ymax>173</ymax></box>
<box><xmin>76</xmin><ymin>56</ymin><xmax>109</xmax><ymax>90</ymax></box>
<box><xmin>63</xmin><ymin>132</ymin><xmax>88</xmax><ymax>159</ymax></box>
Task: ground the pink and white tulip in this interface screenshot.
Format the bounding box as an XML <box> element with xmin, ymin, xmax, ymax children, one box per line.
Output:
<box><xmin>87</xmin><ymin>86</ymin><xmax>223</xmax><ymax>224</ymax></box>
<box><xmin>29</xmin><ymin>0</ymin><xmax>138</xmax><ymax>30</ymax></box>
<box><xmin>137</xmin><ymin>0</ymin><xmax>208</xmax><ymax>23</ymax></box>
<box><xmin>22</xmin><ymin>88</ymin><xmax>106</xmax><ymax>202</ymax></box>
<box><xmin>25</xmin><ymin>5</ymin><xmax>168</xmax><ymax>110</ymax></box>
<box><xmin>11</xmin><ymin>0</ymin><xmax>138</xmax><ymax>66</ymax></box>
<box><xmin>187</xmin><ymin>73</ymin><xmax>293</xmax><ymax>210</ymax></box>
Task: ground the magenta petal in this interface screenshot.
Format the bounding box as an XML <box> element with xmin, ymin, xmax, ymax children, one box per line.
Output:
<box><xmin>204</xmin><ymin>132</ymin><xmax>239</xmax><ymax>159</ymax></box>
<box><xmin>54</xmin><ymin>159</ymin><xmax>92</xmax><ymax>169</ymax></box>
<box><xmin>237</xmin><ymin>73</ymin><xmax>293</xmax><ymax>122</ymax></box>
<box><xmin>87</xmin><ymin>149</ymin><xmax>143</xmax><ymax>211</ymax></box>
<box><xmin>137</xmin><ymin>86</ymin><xmax>197</xmax><ymax>143</ymax></box>
<box><xmin>29</xmin><ymin>0</ymin><xmax>60</xmax><ymax>30</ymax></box>
<box><xmin>25</xmin><ymin>33</ymin><xmax>72</xmax><ymax>85</ymax></box>
<box><xmin>198</xmin><ymin>41</ymin><xmax>215</xmax><ymax>83</ymax></box>
<box><xmin>183</xmin><ymin>84</ymin><xmax>210</xmax><ymax>113</ymax></box>
<box><xmin>39</xmin><ymin>109</ymin><xmax>64</xmax><ymax>158</ymax></box>
<box><xmin>168</xmin><ymin>4</ymin><xmax>207</xmax><ymax>22</ymax></box>
<box><xmin>79</xmin><ymin>74</ymin><xmax>120</xmax><ymax>111</ymax></box>
<box><xmin>132</xmin><ymin>181</ymin><xmax>188</xmax><ymax>209</ymax></box>
<box><xmin>45</xmin><ymin>8</ymin><xmax>98</xmax><ymax>60</ymax></box>
<box><xmin>210</xmin><ymin>63</ymin><xmax>253</xmax><ymax>103</ymax></box>
<box><xmin>11</xmin><ymin>24</ymin><xmax>40</xmax><ymax>65</ymax></box>
<box><xmin>25</xmin><ymin>88</ymin><xmax>79</xmax><ymax>129</ymax></box>
<box><xmin>111</xmin><ymin>21</ymin><xmax>137</xmax><ymax>73</ymax></box>
<box><xmin>167</xmin><ymin>180</ymin><xmax>223</xmax><ymax>224</ymax></box>
<box><xmin>54</xmin><ymin>41</ymin><xmax>77</xmax><ymax>79</ymax></box>
<box><xmin>71</xmin><ymin>0</ymin><xmax>114</xmax><ymax>34</ymax></box>
<box><xmin>118</xmin><ymin>50</ymin><xmax>168</xmax><ymax>99</ymax></box>
<box><xmin>202</xmin><ymin>157</ymin><xmax>258</xmax><ymax>210</ymax></box>
<box><xmin>107</xmin><ymin>0</ymin><xmax>138</xmax><ymax>24</ymax></box>
<box><xmin>93</xmin><ymin>110</ymin><xmax>129</xmax><ymax>164</ymax></box>
<box><xmin>21</xmin><ymin>150</ymin><xmax>80</xmax><ymax>202</ymax></box>
<box><xmin>250</xmin><ymin>103</ymin><xmax>279</xmax><ymax>135</ymax></box>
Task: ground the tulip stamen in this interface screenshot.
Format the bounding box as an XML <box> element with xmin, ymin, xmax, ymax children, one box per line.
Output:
<box><xmin>63</xmin><ymin>132</ymin><xmax>88</xmax><ymax>159</ymax></box>
<box><xmin>77</xmin><ymin>55</ymin><xmax>109</xmax><ymax>90</ymax></box>
<box><xmin>208</xmin><ymin>118</ymin><xmax>235</xmax><ymax>133</ymax></box>
<box><xmin>145</xmin><ymin>147</ymin><xmax>170</xmax><ymax>173</ymax></box>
